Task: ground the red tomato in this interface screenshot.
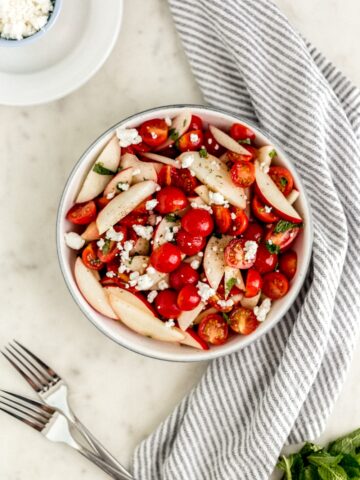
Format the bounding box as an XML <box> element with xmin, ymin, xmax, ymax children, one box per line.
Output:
<box><xmin>279</xmin><ymin>250</ymin><xmax>297</xmax><ymax>279</ymax></box>
<box><xmin>150</xmin><ymin>243</ymin><xmax>182</xmax><ymax>273</ymax></box>
<box><xmin>252</xmin><ymin>195</ymin><xmax>280</xmax><ymax>223</ymax></box>
<box><xmin>132</xmin><ymin>142</ymin><xmax>151</xmax><ymax>154</ymax></box>
<box><xmin>265</xmin><ymin>223</ymin><xmax>300</xmax><ymax>252</ymax></box>
<box><xmin>224</xmin><ymin>238</ymin><xmax>257</xmax><ymax>269</ymax></box>
<box><xmin>156</xmin><ymin>186</ymin><xmax>188</xmax><ymax>214</ymax></box>
<box><xmin>139</xmin><ymin>118</ymin><xmax>169</xmax><ymax>147</ymax></box>
<box><xmin>269</xmin><ymin>166</ymin><xmax>294</xmax><ymax>196</ymax></box>
<box><xmin>120</xmin><ymin>213</ymin><xmax>148</xmax><ymax>227</ymax></box>
<box><xmin>254</xmin><ymin>243</ymin><xmax>277</xmax><ymax>274</ymax></box>
<box><xmin>203</xmin><ymin>130</ymin><xmax>225</xmax><ymax>156</ymax></box>
<box><xmin>82</xmin><ymin>242</ymin><xmax>104</xmax><ymax>270</ymax></box>
<box><xmin>177</xmin><ymin>285</ymin><xmax>201</xmax><ymax>311</ymax></box>
<box><xmin>212</xmin><ymin>205</ymin><xmax>231</xmax><ymax>234</ymax></box>
<box><xmin>231</xmin><ymin>161</ymin><xmax>255</xmax><ymax>188</ymax></box>
<box><xmin>175</xmin><ymin>229</ymin><xmax>206</xmax><ymax>255</ymax></box>
<box><xmin>97</xmin><ymin>240</ymin><xmax>119</xmax><ymax>263</ymax></box>
<box><xmin>157</xmin><ymin>143</ymin><xmax>178</xmax><ymax>158</ymax></box>
<box><xmin>229</xmin><ymin>123</ymin><xmax>256</xmax><ymax>142</ymax></box>
<box><xmin>169</xmin><ymin>263</ymin><xmax>199</xmax><ymax>290</ymax></box>
<box><xmin>121</xmin><ymin>146</ymin><xmax>135</xmax><ymax>155</ymax></box>
<box><xmin>227</xmin><ymin>145</ymin><xmax>257</xmax><ymax>162</ymax></box>
<box><xmin>243</xmin><ymin>222</ymin><xmax>264</xmax><ymax>243</ymax></box>
<box><xmin>154</xmin><ymin>289</ymin><xmax>181</xmax><ymax>319</ymax></box>
<box><xmin>262</xmin><ymin>272</ymin><xmax>289</xmax><ymax>299</ymax></box>
<box><xmin>181</xmin><ymin>208</ymin><xmax>214</xmax><ymax>237</ymax></box>
<box><xmin>132</xmin><ymin>196</ymin><xmax>153</xmax><ymax>214</ymax></box>
<box><xmin>198</xmin><ymin>314</ymin><xmax>229</xmax><ymax>345</ymax></box>
<box><xmin>173</xmin><ymin>168</ymin><xmax>198</xmax><ymax>195</ymax></box>
<box><xmin>157</xmin><ymin>165</ymin><xmax>175</xmax><ymax>187</ymax></box>
<box><xmin>189</xmin><ymin>115</ymin><xmax>203</xmax><ymax>131</ymax></box>
<box><xmin>208</xmin><ymin>292</ymin><xmax>234</xmax><ymax>313</ymax></box>
<box><xmin>230</xmin><ymin>208</ymin><xmax>249</xmax><ymax>235</ymax></box>
<box><xmin>177</xmin><ymin>130</ymin><xmax>204</xmax><ymax>152</ymax></box>
<box><xmin>229</xmin><ymin>307</ymin><xmax>259</xmax><ymax>335</ymax></box>
<box><xmin>244</xmin><ymin>268</ymin><xmax>263</xmax><ymax>298</ymax></box>
<box><xmin>66</xmin><ymin>201</ymin><xmax>97</xmax><ymax>225</ymax></box>
<box><xmin>96</xmin><ymin>196</ymin><xmax>111</xmax><ymax>210</ymax></box>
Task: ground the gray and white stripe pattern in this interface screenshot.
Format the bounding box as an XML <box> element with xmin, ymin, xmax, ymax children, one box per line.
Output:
<box><xmin>132</xmin><ymin>1</ymin><xmax>360</xmax><ymax>478</ymax></box>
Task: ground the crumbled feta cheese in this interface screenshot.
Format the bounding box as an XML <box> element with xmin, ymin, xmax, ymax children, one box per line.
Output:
<box><xmin>150</xmin><ymin>131</ymin><xmax>158</xmax><ymax>139</ymax></box>
<box><xmin>164</xmin><ymin>225</ymin><xmax>179</xmax><ymax>242</ymax></box>
<box><xmin>106</xmin><ymin>192</ymin><xmax>115</xmax><ymax>200</ymax></box>
<box><xmin>97</xmin><ymin>238</ymin><xmax>105</xmax><ymax>249</ymax></box>
<box><xmin>132</xmin><ymin>168</ymin><xmax>141</xmax><ymax>176</ymax></box>
<box><xmin>190</xmin><ymin>133</ymin><xmax>199</xmax><ymax>143</ymax></box>
<box><xmin>190</xmin><ymin>260</ymin><xmax>200</xmax><ymax>270</ymax></box>
<box><xmin>181</xmin><ymin>153</ymin><xmax>194</xmax><ymax>168</ymax></box>
<box><xmin>147</xmin><ymin>266</ymin><xmax>156</xmax><ymax>275</ymax></box>
<box><xmin>129</xmin><ymin>271</ymin><xmax>140</xmax><ymax>280</ymax></box>
<box><xmin>64</xmin><ymin>232</ymin><xmax>85</xmax><ymax>250</ymax></box>
<box><xmin>145</xmin><ymin>199</ymin><xmax>158</xmax><ymax>211</ymax></box>
<box><xmin>119</xmin><ymin>240</ymin><xmax>135</xmax><ymax>265</ymax></box>
<box><xmin>230</xmin><ymin>212</ymin><xmax>237</xmax><ymax>220</ymax></box>
<box><xmin>118</xmin><ymin>264</ymin><xmax>128</xmax><ymax>274</ymax></box>
<box><xmin>117</xmin><ymin>182</ymin><xmax>130</xmax><ymax>192</ymax></box>
<box><xmin>209</xmin><ymin>191</ymin><xmax>229</xmax><ymax>207</ymax></box>
<box><xmin>106</xmin><ymin>271</ymin><xmax>116</xmax><ymax>278</ymax></box>
<box><xmin>147</xmin><ymin>291</ymin><xmax>158</xmax><ymax>303</ymax></box>
<box><xmin>264</xmin><ymin>205</ymin><xmax>272</xmax><ymax>213</ymax></box>
<box><xmin>198</xmin><ymin>252</ymin><xmax>204</xmax><ymax>257</ymax></box>
<box><xmin>190</xmin><ymin>202</ymin><xmax>213</xmax><ymax>214</ymax></box>
<box><xmin>106</xmin><ymin>227</ymin><xmax>124</xmax><ymax>242</ymax></box>
<box><xmin>0</xmin><ymin>0</ymin><xmax>53</xmax><ymax>40</ymax></box>
<box><xmin>164</xmin><ymin>117</ymin><xmax>172</xmax><ymax>126</ymax></box>
<box><xmin>197</xmin><ymin>281</ymin><xmax>215</xmax><ymax>302</ymax></box>
<box><xmin>116</xmin><ymin>128</ymin><xmax>142</xmax><ymax>147</ymax></box>
<box><xmin>254</xmin><ymin>298</ymin><xmax>272</xmax><ymax>322</ymax></box>
<box><xmin>244</xmin><ymin>240</ymin><xmax>258</xmax><ymax>262</ymax></box>
<box><xmin>217</xmin><ymin>299</ymin><xmax>234</xmax><ymax>308</ymax></box>
<box><xmin>158</xmin><ymin>280</ymin><xmax>169</xmax><ymax>290</ymax></box>
<box><xmin>156</xmin><ymin>186</ymin><xmax>161</xmax><ymax>192</ymax></box>
<box><xmin>136</xmin><ymin>274</ymin><xmax>154</xmax><ymax>290</ymax></box>
<box><xmin>164</xmin><ymin>319</ymin><xmax>175</xmax><ymax>328</ymax></box>
<box><xmin>132</xmin><ymin>225</ymin><xmax>153</xmax><ymax>240</ymax></box>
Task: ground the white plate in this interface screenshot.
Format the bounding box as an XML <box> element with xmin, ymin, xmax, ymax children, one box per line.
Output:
<box><xmin>0</xmin><ymin>0</ymin><xmax>123</xmax><ymax>106</ymax></box>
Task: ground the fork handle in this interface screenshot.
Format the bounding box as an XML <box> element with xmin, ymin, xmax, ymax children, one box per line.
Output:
<box><xmin>79</xmin><ymin>448</ymin><xmax>133</xmax><ymax>480</ymax></box>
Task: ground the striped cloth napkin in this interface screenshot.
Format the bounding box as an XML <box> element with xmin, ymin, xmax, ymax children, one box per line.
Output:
<box><xmin>132</xmin><ymin>1</ymin><xmax>360</xmax><ymax>478</ymax></box>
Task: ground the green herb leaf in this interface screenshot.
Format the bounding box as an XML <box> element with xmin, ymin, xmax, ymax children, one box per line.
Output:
<box><xmin>222</xmin><ymin>312</ymin><xmax>230</xmax><ymax>324</ymax></box>
<box><xmin>308</xmin><ymin>453</ymin><xmax>343</xmax><ymax>468</ymax></box>
<box><xmin>300</xmin><ymin>443</ymin><xmax>323</xmax><ymax>456</ymax></box>
<box><xmin>266</xmin><ymin>241</ymin><xmax>280</xmax><ymax>254</ymax></box>
<box><xmin>199</xmin><ymin>146</ymin><xmax>208</xmax><ymax>158</ymax></box>
<box><xmin>277</xmin><ymin>454</ymin><xmax>294</xmax><ymax>479</ymax></box>
<box><xmin>226</xmin><ymin>277</ymin><xmax>237</xmax><ymax>294</ymax></box>
<box><xmin>274</xmin><ymin>220</ymin><xmax>302</xmax><ymax>234</ymax></box>
<box><xmin>339</xmin><ymin>454</ymin><xmax>360</xmax><ymax>477</ymax></box>
<box><xmin>303</xmin><ymin>465</ymin><xmax>322</xmax><ymax>480</ymax></box>
<box><xmin>165</xmin><ymin>214</ymin><xmax>179</xmax><ymax>222</ymax></box>
<box><xmin>93</xmin><ymin>162</ymin><xmax>116</xmax><ymax>175</ymax></box>
<box><xmin>280</xmin><ymin>177</ymin><xmax>288</xmax><ymax>187</ymax></box>
<box><xmin>317</xmin><ymin>464</ymin><xmax>347</xmax><ymax>480</ymax></box>
<box><xmin>101</xmin><ymin>238</ymin><xmax>111</xmax><ymax>254</ymax></box>
<box><xmin>169</xmin><ymin>128</ymin><xmax>179</xmax><ymax>141</ymax></box>
<box><xmin>238</xmin><ymin>138</ymin><xmax>251</xmax><ymax>144</ymax></box>
<box><xmin>329</xmin><ymin>428</ymin><xmax>360</xmax><ymax>455</ymax></box>
<box><xmin>269</xmin><ymin>149</ymin><xmax>277</xmax><ymax>159</ymax></box>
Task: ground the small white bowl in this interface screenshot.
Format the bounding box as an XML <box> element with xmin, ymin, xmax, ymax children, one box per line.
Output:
<box><xmin>56</xmin><ymin>105</ymin><xmax>313</xmax><ymax>362</ymax></box>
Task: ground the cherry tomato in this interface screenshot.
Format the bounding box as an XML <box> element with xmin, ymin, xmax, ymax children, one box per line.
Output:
<box><xmin>229</xmin><ymin>123</ymin><xmax>256</xmax><ymax>142</ymax></box>
<box><xmin>139</xmin><ymin>118</ymin><xmax>169</xmax><ymax>147</ymax></box>
<box><xmin>243</xmin><ymin>222</ymin><xmax>264</xmax><ymax>243</ymax></box>
<box><xmin>252</xmin><ymin>195</ymin><xmax>280</xmax><ymax>223</ymax></box>
<box><xmin>203</xmin><ymin>130</ymin><xmax>225</xmax><ymax>156</ymax></box>
<box><xmin>212</xmin><ymin>205</ymin><xmax>231</xmax><ymax>234</ymax></box>
<box><xmin>198</xmin><ymin>314</ymin><xmax>228</xmax><ymax>345</ymax></box>
<box><xmin>169</xmin><ymin>263</ymin><xmax>199</xmax><ymax>290</ymax></box>
<box><xmin>230</xmin><ymin>208</ymin><xmax>249</xmax><ymax>235</ymax></box>
<box><xmin>189</xmin><ymin>115</ymin><xmax>203</xmax><ymax>131</ymax></box>
<box><xmin>157</xmin><ymin>143</ymin><xmax>178</xmax><ymax>158</ymax></box>
<box><xmin>244</xmin><ymin>268</ymin><xmax>263</xmax><ymax>298</ymax></box>
<box><xmin>173</xmin><ymin>168</ymin><xmax>198</xmax><ymax>195</ymax></box>
<box><xmin>262</xmin><ymin>272</ymin><xmax>289</xmax><ymax>299</ymax></box>
<box><xmin>177</xmin><ymin>285</ymin><xmax>201</xmax><ymax>311</ymax></box>
<box><xmin>279</xmin><ymin>250</ymin><xmax>297</xmax><ymax>280</ymax></box>
<box><xmin>119</xmin><ymin>213</ymin><xmax>148</xmax><ymax>227</ymax></box>
<box><xmin>97</xmin><ymin>240</ymin><xmax>119</xmax><ymax>263</ymax></box>
<box><xmin>132</xmin><ymin>196</ymin><xmax>153</xmax><ymax>214</ymax></box>
<box><xmin>157</xmin><ymin>165</ymin><xmax>175</xmax><ymax>187</ymax></box>
<box><xmin>226</xmin><ymin>145</ymin><xmax>257</xmax><ymax>162</ymax></box>
<box><xmin>132</xmin><ymin>141</ymin><xmax>151</xmax><ymax>154</ymax></box>
<box><xmin>265</xmin><ymin>223</ymin><xmax>300</xmax><ymax>252</ymax></box>
<box><xmin>231</xmin><ymin>161</ymin><xmax>255</xmax><ymax>188</ymax></box>
<box><xmin>150</xmin><ymin>243</ymin><xmax>182</xmax><ymax>273</ymax></box>
<box><xmin>66</xmin><ymin>201</ymin><xmax>97</xmax><ymax>225</ymax></box>
<box><xmin>154</xmin><ymin>289</ymin><xmax>181</xmax><ymax>319</ymax></box>
<box><xmin>96</xmin><ymin>196</ymin><xmax>111</xmax><ymax>210</ymax></box>
<box><xmin>208</xmin><ymin>292</ymin><xmax>234</xmax><ymax>313</ymax></box>
<box><xmin>269</xmin><ymin>166</ymin><xmax>294</xmax><ymax>196</ymax></box>
<box><xmin>156</xmin><ymin>186</ymin><xmax>188</xmax><ymax>214</ymax></box>
<box><xmin>82</xmin><ymin>242</ymin><xmax>104</xmax><ymax>270</ymax></box>
<box><xmin>224</xmin><ymin>238</ymin><xmax>257</xmax><ymax>269</ymax></box>
<box><xmin>254</xmin><ymin>243</ymin><xmax>277</xmax><ymax>274</ymax></box>
<box><xmin>121</xmin><ymin>146</ymin><xmax>135</xmax><ymax>155</ymax></box>
<box><xmin>177</xmin><ymin>130</ymin><xmax>204</xmax><ymax>152</ymax></box>
<box><xmin>229</xmin><ymin>307</ymin><xmax>259</xmax><ymax>335</ymax></box>
<box><xmin>181</xmin><ymin>208</ymin><xmax>214</xmax><ymax>237</ymax></box>
<box><xmin>175</xmin><ymin>229</ymin><xmax>206</xmax><ymax>255</ymax></box>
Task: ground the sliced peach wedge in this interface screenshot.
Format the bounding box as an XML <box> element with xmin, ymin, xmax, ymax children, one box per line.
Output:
<box><xmin>155</xmin><ymin>110</ymin><xmax>192</xmax><ymax>151</ymax></box>
<box><xmin>209</xmin><ymin>125</ymin><xmax>251</xmax><ymax>156</ymax></box>
<box><xmin>120</xmin><ymin>153</ymin><xmax>158</xmax><ymax>183</ymax></box>
<box><xmin>203</xmin><ymin>235</ymin><xmax>233</xmax><ymax>290</ymax></box>
<box><xmin>103</xmin><ymin>167</ymin><xmax>133</xmax><ymax>197</ymax></box>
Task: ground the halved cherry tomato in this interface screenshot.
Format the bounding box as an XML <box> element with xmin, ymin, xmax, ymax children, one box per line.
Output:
<box><xmin>189</xmin><ymin>115</ymin><xmax>203</xmax><ymax>131</ymax></box>
<box><xmin>231</xmin><ymin>161</ymin><xmax>255</xmax><ymax>188</ymax></box>
<box><xmin>150</xmin><ymin>243</ymin><xmax>182</xmax><ymax>273</ymax></box>
<box><xmin>212</xmin><ymin>205</ymin><xmax>231</xmax><ymax>234</ymax></box>
<box><xmin>254</xmin><ymin>243</ymin><xmax>277</xmax><ymax>274</ymax></box>
<box><xmin>82</xmin><ymin>242</ymin><xmax>104</xmax><ymax>270</ymax></box>
<box><xmin>181</xmin><ymin>208</ymin><xmax>214</xmax><ymax>237</ymax></box>
<box><xmin>262</xmin><ymin>272</ymin><xmax>289</xmax><ymax>299</ymax></box>
<box><xmin>229</xmin><ymin>307</ymin><xmax>259</xmax><ymax>335</ymax></box>
<box><xmin>157</xmin><ymin>165</ymin><xmax>175</xmax><ymax>187</ymax></box>
<box><xmin>230</xmin><ymin>208</ymin><xmax>249</xmax><ymax>235</ymax></box>
<box><xmin>177</xmin><ymin>285</ymin><xmax>201</xmax><ymax>311</ymax></box>
<box><xmin>175</xmin><ymin>229</ymin><xmax>206</xmax><ymax>255</ymax></box>
<box><xmin>154</xmin><ymin>289</ymin><xmax>181</xmax><ymax>319</ymax></box>
<box><xmin>208</xmin><ymin>292</ymin><xmax>234</xmax><ymax>313</ymax></box>
<box><xmin>177</xmin><ymin>129</ymin><xmax>204</xmax><ymax>152</ymax></box>
<box><xmin>279</xmin><ymin>250</ymin><xmax>297</xmax><ymax>279</ymax></box>
<box><xmin>121</xmin><ymin>146</ymin><xmax>135</xmax><ymax>155</ymax></box>
<box><xmin>96</xmin><ymin>196</ymin><xmax>111</xmax><ymax>210</ymax></box>
<box><xmin>203</xmin><ymin>130</ymin><xmax>225</xmax><ymax>156</ymax></box>
<box><xmin>198</xmin><ymin>314</ymin><xmax>228</xmax><ymax>345</ymax></box>
<box><xmin>66</xmin><ymin>201</ymin><xmax>97</xmax><ymax>225</ymax></box>
<box><xmin>269</xmin><ymin>166</ymin><xmax>294</xmax><ymax>196</ymax></box>
<box><xmin>132</xmin><ymin>196</ymin><xmax>153</xmax><ymax>214</ymax></box>
<box><xmin>243</xmin><ymin>222</ymin><xmax>264</xmax><ymax>243</ymax></box>
<box><xmin>132</xmin><ymin>141</ymin><xmax>151</xmax><ymax>154</ymax></box>
<box><xmin>224</xmin><ymin>238</ymin><xmax>257</xmax><ymax>269</ymax></box>
<box><xmin>156</xmin><ymin>186</ymin><xmax>188</xmax><ymax>214</ymax></box>
<box><xmin>120</xmin><ymin>213</ymin><xmax>148</xmax><ymax>227</ymax></box>
<box><xmin>157</xmin><ymin>143</ymin><xmax>178</xmax><ymax>158</ymax></box>
<box><xmin>252</xmin><ymin>195</ymin><xmax>280</xmax><ymax>223</ymax></box>
<box><xmin>227</xmin><ymin>145</ymin><xmax>257</xmax><ymax>162</ymax></box>
<box><xmin>169</xmin><ymin>263</ymin><xmax>199</xmax><ymax>290</ymax></box>
<box><xmin>172</xmin><ymin>168</ymin><xmax>199</xmax><ymax>195</ymax></box>
<box><xmin>244</xmin><ymin>268</ymin><xmax>263</xmax><ymax>298</ymax></box>
<box><xmin>139</xmin><ymin>118</ymin><xmax>169</xmax><ymax>147</ymax></box>
<box><xmin>230</xmin><ymin>123</ymin><xmax>256</xmax><ymax>142</ymax></box>
<box><xmin>97</xmin><ymin>240</ymin><xmax>119</xmax><ymax>263</ymax></box>
<box><xmin>265</xmin><ymin>223</ymin><xmax>300</xmax><ymax>252</ymax></box>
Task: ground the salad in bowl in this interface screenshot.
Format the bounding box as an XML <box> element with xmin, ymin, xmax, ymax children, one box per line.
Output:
<box><xmin>57</xmin><ymin>106</ymin><xmax>312</xmax><ymax>361</ymax></box>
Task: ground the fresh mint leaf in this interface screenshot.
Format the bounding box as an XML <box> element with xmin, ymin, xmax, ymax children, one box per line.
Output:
<box><xmin>317</xmin><ymin>464</ymin><xmax>347</xmax><ymax>480</ymax></box>
<box><xmin>226</xmin><ymin>277</ymin><xmax>237</xmax><ymax>294</ymax></box>
<box><xmin>269</xmin><ymin>149</ymin><xmax>277</xmax><ymax>159</ymax></box>
<box><xmin>274</xmin><ymin>220</ymin><xmax>302</xmax><ymax>234</ymax></box>
<box><xmin>93</xmin><ymin>162</ymin><xmax>116</xmax><ymax>175</ymax></box>
<box><xmin>280</xmin><ymin>177</ymin><xmax>288</xmax><ymax>187</ymax></box>
<box><xmin>339</xmin><ymin>454</ymin><xmax>360</xmax><ymax>477</ymax></box>
<box><xmin>303</xmin><ymin>465</ymin><xmax>321</xmax><ymax>480</ymax></box>
<box><xmin>277</xmin><ymin>454</ymin><xmax>294</xmax><ymax>479</ymax></box>
<box><xmin>266</xmin><ymin>241</ymin><xmax>280</xmax><ymax>254</ymax></box>
<box><xmin>308</xmin><ymin>453</ymin><xmax>343</xmax><ymax>468</ymax></box>
<box><xmin>101</xmin><ymin>238</ymin><xmax>111</xmax><ymax>254</ymax></box>
<box><xmin>165</xmin><ymin>214</ymin><xmax>179</xmax><ymax>222</ymax></box>
<box><xmin>300</xmin><ymin>443</ymin><xmax>323</xmax><ymax>456</ymax></box>
<box><xmin>169</xmin><ymin>128</ymin><xmax>179</xmax><ymax>141</ymax></box>
<box><xmin>238</xmin><ymin>138</ymin><xmax>251</xmax><ymax>144</ymax></box>
<box><xmin>199</xmin><ymin>146</ymin><xmax>208</xmax><ymax>158</ymax></box>
<box><xmin>329</xmin><ymin>428</ymin><xmax>360</xmax><ymax>455</ymax></box>
<box><xmin>222</xmin><ymin>312</ymin><xmax>230</xmax><ymax>324</ymax></box>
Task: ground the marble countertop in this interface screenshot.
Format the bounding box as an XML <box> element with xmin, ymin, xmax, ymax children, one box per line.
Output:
<box><xmin>1</xmin><ymin>0</ymin><xmax>359</xmax><ymax>478</ymax></box>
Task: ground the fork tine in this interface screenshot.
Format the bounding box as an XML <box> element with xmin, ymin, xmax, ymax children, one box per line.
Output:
<box><xmin>0</xmin><ymin>405</ymin><xmax>43</xmax><ymax>432</ymax></box>
<box><xmin>0</xmin><ymin>390</ymin><xmax>55</xmax><ymax>416</ymax></box>
<box><xmin>0</xmin><ymin>397</ymin><xmax>49</xmax><ymax>425</ymax></box>
<box><xmin>14</xmin><ymin>340</ymin><xmax>58</xmax><ymax>379</ymax></box>
<box><xmin>8</xmin><ymin>343</ymin><xmax>51</xmax><ymax>382</ymax></box>
<box><xmin>1</xmin><ymin>351</ymin><xmax>42</xmax><ymax>392</ymax></box>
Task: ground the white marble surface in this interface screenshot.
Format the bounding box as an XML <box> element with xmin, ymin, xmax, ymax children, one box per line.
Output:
<box><xmin>0</xmin><ymin>0</ymin><xmax>359</xmax><ymax>478</ymax></box>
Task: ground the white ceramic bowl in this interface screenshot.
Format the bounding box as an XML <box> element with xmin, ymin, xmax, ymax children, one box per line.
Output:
<box><xmin>57</xmin><ymin>105</ymin><xmax>313</xmax><ymax>362</ymax></box>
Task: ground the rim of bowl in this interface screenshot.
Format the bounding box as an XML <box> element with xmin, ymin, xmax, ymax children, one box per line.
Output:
<box><xmin>0</xmin><ymin>0</ymin><xmax>62</xmax><ymax>47</ymax></box>
<box><xmin>56</xmin><ymin>104</ymin><xmax>314</xmax><ymax>363</ymax></box>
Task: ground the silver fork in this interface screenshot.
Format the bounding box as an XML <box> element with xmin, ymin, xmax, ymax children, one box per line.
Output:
<box><xmin>2</xmin><ymin>340</ymin><xmax>133</xmax><ymax>480</ymax></box>
<box><xmin>0</xmin><ymin>390</ymin><xmax>131</xmax><ymax>480</ymax></box>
